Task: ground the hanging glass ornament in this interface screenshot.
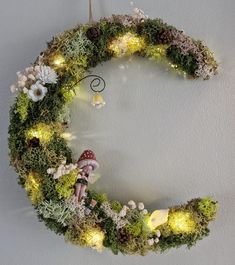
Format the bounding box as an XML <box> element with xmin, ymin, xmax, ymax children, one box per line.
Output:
<box><xmin>92</xmin><ymin>92</ymin><xmax>106</xmax><ymax>109</ymax></box>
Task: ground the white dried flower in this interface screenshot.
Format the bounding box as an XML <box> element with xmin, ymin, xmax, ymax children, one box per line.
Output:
<box><xmin>147</xmin><ymin>238</ymin><xmax>154</xmax><ymax>246</ymax></box>
<box><xmin>119</xmin><ymin>205</ymin><xmax>128</xmax><ymax>217</ymax></box>
<box><xmin>27</xmin><ymin>81</ymin><xmax>48</xmax><ymax>102</ymax></box>
<box><xmin>35</xmin><ymin>65</ymin><xmax>57</xmax><ymax>84</ymax></box>
<box><xmin>47</xmin><ymin>160</ymin><xmax>77</xmax><ymax>179</ymax></box>
<box><xmin>101</xmin><ymin>202</ymin><xmax>129</xmax><ymax>229</ymax></box>
<box><xmin>128</xmin><ymin>200</ymin><xmax>136</xmax><ymax>209</ymax></box>
<box><xmin>138</xmin><ymin>202</ymin><xmax>145</xmax><ymax>210</ymax></box>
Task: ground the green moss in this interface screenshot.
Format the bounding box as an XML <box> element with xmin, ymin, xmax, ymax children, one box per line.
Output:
<box><xmin>87</xmin><ymin>20</ymin><xmax>127</xmax><ymax>67</ymax></box>
<box><xmin>198</xmin><ymin>197</ymin><xmax>218</xmax><ymax>221</ymax></box>
<box><xmin>118</xmin><ymin>232</ymin><xmax>150</xmax><ymax>256</ymax></box>
<box><xmin>102</xmin><ymin>218</ymin><xmax>119</xmax><ymax>255</ymax></box>
<box><xmin>15</xmin><ymin>93</ymin><xmax>32</xmax><ymax>122</ymax></box>
<box><xmin>47</xmin><ymin>135</ymin><xmax>72</xmax><ymax>163</ymax></box>
<box><xmin>55</xmin><ymin>170</ymin><xmax>78</xmax><ymax>199</ymax></box>
<box><xmin>166</xmin><ymin>46</ymin><xmax>198</xmax><ymax>76</ymax></box>
<box><xmin>8</xmin><ymin>105</ymin><xmax>27</xmax><ymax>159</ymax></box>
<box><xmin>110</xmin><ymin>200</ymin><xmax>123</xmax><ymax>213</ymax></box>
<box><xmin>89</xmin><ymin>190</ymin><xmax>108</xmax><ymax>203</ymax></box>
<box><xmin>26</xmin><ymin>82</ymin><xmax>66</xmax><ymax>125</ymax></box>
<box><xmin>21</xmin><ymin>147</ymin><xmax>49</xmax><ymax>174</ymax></box>
<box><xmin>41</xmin><ymin>174</ymin><xmax>60</xmax><ymax>201</ymax></box>
<box><xmin>38</xmin><ymin>214</ymin><xmax>68</xmax><ymax>235</ymax></box>
<box><xmin>126</xmin><ymin>221</ymin><xmax>143</xmax><ymax>236</ymax></box>
<box><xmin>137</xmin><ymin>19</ymin><xmax>169</xmax><ymax>44</ymax></box>
<box><xmin>21</xmin><ymin>135</ymin><xmax>71</xmax><ymax>175</ymax></box>
<box><xmin>159</xmin><ymin>227</ymin><xmax>209</xmax><ymax>252</ymax></box>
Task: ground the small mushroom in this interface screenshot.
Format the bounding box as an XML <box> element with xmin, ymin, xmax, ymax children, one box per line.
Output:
<box><xmin>77</xmin><ymin>150</ymin><xmax>99</xmax><ymax>170</ymax></box>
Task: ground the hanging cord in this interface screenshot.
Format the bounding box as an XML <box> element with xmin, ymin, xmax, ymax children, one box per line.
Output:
<box><xmin>88</xmin><ymin>0</ymin><xmax>94</xmax><ymax>24</ymax></box>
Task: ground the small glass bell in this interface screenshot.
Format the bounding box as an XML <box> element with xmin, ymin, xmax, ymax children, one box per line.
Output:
<box><xmin>91</xmin><ymin>92</ymin><xmax>106</xmax><ymax>109</ymax></box>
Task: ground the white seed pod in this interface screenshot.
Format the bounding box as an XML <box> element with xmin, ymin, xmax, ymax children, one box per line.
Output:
<box><xmin>142</xmin><ymin>209</ymin><xmax>148</xmax><ymax>215</ymax></box>
<box><xmin>28</xmin><ymin>74</ymin><xmax>36</xmax><ymax>80</ymax></box>
<box><xmin>155</xmin><ymin>238</ymin><xmax>159</xmax><ymax>244</ymax></box>
<box><xmin>119</xmin><ymin>206</ymin><xmax>127</xmax><ymax>217</ymax></box>
<box><xmin>54</xmin><ymin>172</ymin><xmax>62</xmax><ymax>179</ymax></box>
<box><xmin>17</xmin><ymin>80</ymin><xmax>26</xmax><ymax>88</ymax></box>
<box><xmin>47</xmin><ymin>168</ymin><xmax>56</xmax><ymax>174</ymax></box>
<box><xmin>156</xmin><ymin>230</ymin><xmax>161</xmax><ymax>238</ymax></box>
<box><xmin>19</xmin><ymin>75</ymin><xmax>27</xmax><ymax>82</ymax></box>
<box><xmin>25</xmin><ymin>66</ymin><xmax>34</xmax><ymax>73</ymax></box>
<box><xmin>147</xmin><ymin>238</ymin><xmax>154</xmax><ymax>246</ymax></box>
<box><xmin>64</xmin><ymin>169</ymin><xmax>70</xmax><ymax>175</ymax></box>
<box><xmin>70</xmin><ymin>164</ymin><xmax>77</xmax><ymax>170</ymax></box>
<box><xmin>128</xmin><ymin>200</ymin><xmax>136</xmax><ymax>209</ymax></box>
<box><xmin>23</xmin><ymin>87</ymin><xmax>29</xmax><ymax>94</ymax></box>
<box><xmin>138</xmin><ymin>202</ymin><xmax>145</xmax><ymax>210</ymax></box>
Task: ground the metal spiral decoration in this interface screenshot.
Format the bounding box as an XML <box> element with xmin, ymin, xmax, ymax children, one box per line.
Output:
<box><xmin>76</xmin><ymin>74</ymin><xmax>106</xmax><ymax>93</ymax></box>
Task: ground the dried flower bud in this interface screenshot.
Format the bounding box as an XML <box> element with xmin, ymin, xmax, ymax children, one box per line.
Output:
<box><xmin>155</xmin><ymin>238</ymin><xmax>159</xmax><ymax>243</ymax></box>
<box><xmin>10</xmin><ymin>85</ymin><xmax>17</xmax><ymax>93</ymax></box>
<box><xmin>128</xmin><ymin>200</ymin><xmax>136</xmax><ymax>209</ymax></box>
<box><xmin>142</xmin><ymin>209</ymin><xmax>148</xmax><ymax>215</ymax></box>
<box><xmin>156</xmin><ymin>230</ymin><xmax>161</xmax><ymax>238</ymax></box>
<box><xmin>138</xmin><ymin>202</ymin><xmax>145</xmax><ymax>210</ymax></box>
<box><xmin>147</xmin><ymin>238</ymin><xmax>154</xmax><ymax>246</ymax></box>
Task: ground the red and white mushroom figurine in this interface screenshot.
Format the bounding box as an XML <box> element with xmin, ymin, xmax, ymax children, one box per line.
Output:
<box><xmin>77</xmin><ymin>150</ymin><xmax>99</xmax><ymax>170</ymax></box>
<box><xmin>75</xmin><ymin>150</ymin><xmax>99</xmax><ymax>201</ymax></box>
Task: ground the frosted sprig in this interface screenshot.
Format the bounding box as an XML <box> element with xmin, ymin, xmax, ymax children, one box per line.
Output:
<box><xmin>101</xmin><ymin>202</ymin><xmax>129</xmax><ymax>229</ymax></box>
<box><xmin>37</xmin><ymin>200</ymin><xmax>74</xmax><ymax>226</ymax></box>
<box><xmin>47</xmin><ymin>159</ymin><xmax>78</xmax><ymax>179</ymax></box>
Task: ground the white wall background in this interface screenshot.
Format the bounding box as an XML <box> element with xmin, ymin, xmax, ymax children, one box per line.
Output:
<box><xmin>0</xmin><ymin>0</ymin><xmax>235</xmax><ymax>264</ymax></box>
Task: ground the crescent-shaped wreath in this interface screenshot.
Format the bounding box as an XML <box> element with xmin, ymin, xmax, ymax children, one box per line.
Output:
<box><xmin>8</xmin><ymin>9</ymin><xmax>218</xmax><ymax>255</ymax></box>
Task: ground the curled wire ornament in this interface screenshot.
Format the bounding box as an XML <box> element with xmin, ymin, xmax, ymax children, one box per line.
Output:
<box><xmin>76</xmin><ymin>74</ymin><xmax>106</xmax><ymax>93</ymax></box>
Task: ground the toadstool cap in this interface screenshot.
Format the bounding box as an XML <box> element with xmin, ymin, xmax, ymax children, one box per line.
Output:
<box><xmin>77</xmin><ymin>150</ymin><xmax>99</xmax><ymax>170</ymax></box>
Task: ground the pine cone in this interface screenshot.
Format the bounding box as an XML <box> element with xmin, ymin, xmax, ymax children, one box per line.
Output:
<box><xmin>117</xmin><ymin>228</ymin><xmax>131</xmax><ymax>244</ymax></box>
<box><xmin>28</xmin><ymin>137</ymin><xmax>40</xmax><ymax>148</ymax></box>
<box><xmin>86</xmin><ymin>27</ymin><xmax>100</xmax><ymax>41</ymax></box>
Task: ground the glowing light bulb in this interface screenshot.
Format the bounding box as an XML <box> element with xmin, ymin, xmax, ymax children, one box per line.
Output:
<box><xmin>108</xmin><ymin>32</ymin><xmax>145</xmax><ymax>57</ymax></box>
<box><xmin>52</xmin><ymin>54</ymin><xmax>65</xmax><ymax>67</ymax></box>
<box><xmin>24</xmin><ymin>173</ymin><xmax>43</xmax><ymax>205</ymax></box>
<box><xmin>147</xmin><ymin>209</ymin><xmax>169</xmax><ymax>231</ymax></box>
<box><xmin>168</xmin><ymin>211</ymin><xmax>196</xmax><ymax>234</ymax></box>
<box><xmin>26</xmin><ymin>123</ymin><xmax>54</xmax><ymax>144</ymax></box>
<box><xmin>91</xmin><ymin>93</ymin><xmax>106</xmax><ymax>109</ymax></box>
<box><xmin>83</xmin><ymin>228</ymin><xmax>105</xmax><ymax>252</ymax></box>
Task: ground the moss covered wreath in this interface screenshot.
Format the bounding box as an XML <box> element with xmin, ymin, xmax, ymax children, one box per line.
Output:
<box><xmin>9</xmin><ymin>9</ymin><xmax>218</xmax><ymax>255</ymax></box>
